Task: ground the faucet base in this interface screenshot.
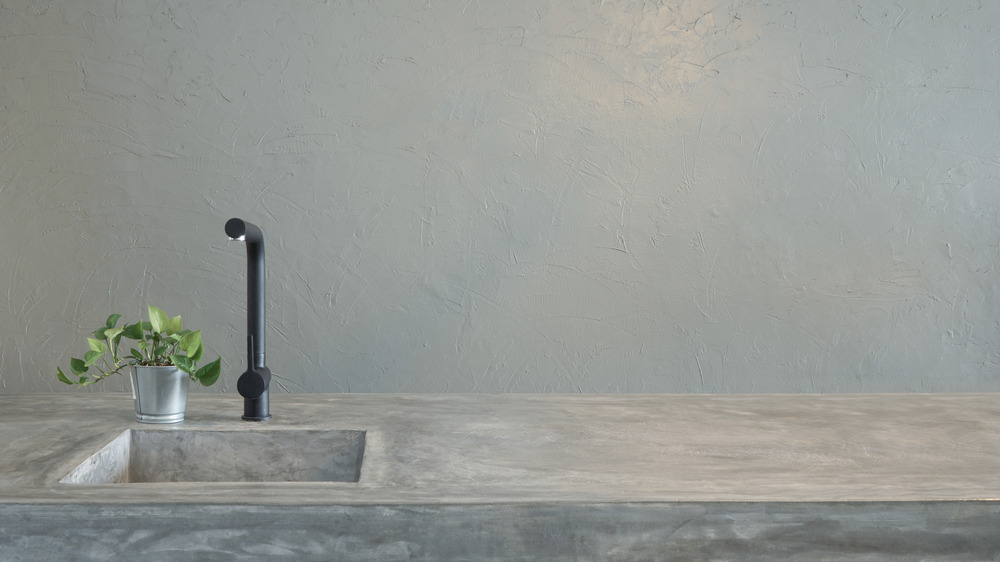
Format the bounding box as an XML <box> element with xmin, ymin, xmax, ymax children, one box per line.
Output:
<box><xmin>242</xmin><ymin>395</ymin><xmax>271</xmax><ymax>422</ymax></box>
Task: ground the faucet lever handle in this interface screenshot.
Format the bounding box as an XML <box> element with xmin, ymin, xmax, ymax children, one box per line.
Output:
<box><xmin>238</xmin><ymin>334</ymin><xmax>271</xmax><ymax>399</ymax></box>
<box><xmin>238</xmin><ymin>366</ymin><xmax>271</xmax><ymax>399</ymax></box>
<box><xmin>247</xmin><ymin>335</ymin><xmax>255</xmax><ymax>368</ymax></box>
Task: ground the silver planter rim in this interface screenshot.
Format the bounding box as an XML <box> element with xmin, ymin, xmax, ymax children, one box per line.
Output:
<box><xmin>130</xmin><ymin>365</ymin><xmax>190</xmax><ymax>424</ymax></box>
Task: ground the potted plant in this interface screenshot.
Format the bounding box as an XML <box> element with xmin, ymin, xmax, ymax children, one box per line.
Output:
<box><xmin>57</xmin><ymin>306</ymin><xmax>222</xmax><ymax>423</ymax></box>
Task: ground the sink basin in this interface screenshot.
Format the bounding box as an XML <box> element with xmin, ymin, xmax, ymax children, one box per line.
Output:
<box><xmin>60</xmin><ymin>429</ymin><xmax>366</xmax><ymax>484</ymax></box>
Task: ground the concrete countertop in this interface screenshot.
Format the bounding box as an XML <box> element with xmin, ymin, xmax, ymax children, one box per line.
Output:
<box><xmin>2</xmin><ymin>392</ymin><xmax>999</xmax><ymax>505</ymax></box>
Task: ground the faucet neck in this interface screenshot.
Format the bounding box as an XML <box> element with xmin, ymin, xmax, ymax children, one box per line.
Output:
<box><xmin>226</xmin><ymin>217</ymin><xmax>266</xmax><ymax>368</ymax></box>
<box><xmin>245</xmin><ymin>239</ymin><xmax>265</xmax><ymax>368</ymax></box>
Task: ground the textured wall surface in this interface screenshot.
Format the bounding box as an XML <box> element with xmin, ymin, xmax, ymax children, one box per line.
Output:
<box><xmin>2</xmin><ymin>1</ymin><xmax>999</xmax><ymax>394</ymax></box>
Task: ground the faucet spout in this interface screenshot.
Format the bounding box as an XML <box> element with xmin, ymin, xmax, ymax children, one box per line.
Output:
<box><xmin>225</xmin><ymin>217</ymin><xmax>272</xmax><ymax>421</ymax></box>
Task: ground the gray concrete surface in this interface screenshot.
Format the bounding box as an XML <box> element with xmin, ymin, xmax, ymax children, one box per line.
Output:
<box><xmin>1</xmin><ymin>393</ymin><xmax>999</xmax><ymax>559</ymax></box>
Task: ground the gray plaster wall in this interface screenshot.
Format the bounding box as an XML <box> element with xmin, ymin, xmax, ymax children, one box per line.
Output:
<box><xmin>2</xmin><ymin>1</ymin><xmax>999</xmax><ymax>394</ymax></box>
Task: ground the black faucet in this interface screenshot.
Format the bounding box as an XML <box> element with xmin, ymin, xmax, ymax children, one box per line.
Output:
<box><xmin>225</xmin><ymin>218</ymin><xmax>272</xmax><ymax>421</ymax></box>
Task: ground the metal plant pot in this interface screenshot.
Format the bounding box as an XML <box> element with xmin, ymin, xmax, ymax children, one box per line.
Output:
<box><xmin>130</xmin><ymin>365</ymin><xmax>189</xmax><ymax>424</ymax></box>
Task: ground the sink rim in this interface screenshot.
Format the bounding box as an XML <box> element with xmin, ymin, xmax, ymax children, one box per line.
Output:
<box><xmin>60</xmin><ymin>428</ymin><xmax>367</xmax><ymax>485</ymax></box>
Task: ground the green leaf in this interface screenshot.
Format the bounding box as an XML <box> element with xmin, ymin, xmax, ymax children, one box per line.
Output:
<box><xmin>122</xmin><ymin>322</ymin><xmax>143</xmax><ymax>340</ymax></box>
<box><xmin>87</xmin><ymin>338</ymin><xmax>107</xmax><ymax>354</ymax></box>
<box><xmin>171</xmin><ymin>355</ymin><xmax>195</xmax><ymax>374</ymax></box>
<box><xmin>137</xmin><ymin>340</ymin><xmax>149</xmax><ymax>351</ymax></box>
<box><xmin>70</xmin><ymin>357</ymin><xmax>88</xmax><ymax>376</ymax></box>
<box><xmin>148</xmin><ymin>306</ymin><xmax>168</xmax><ymax>334</ymax></box>
<box><xmin>104</xmin><ymin>327</ymin><xmax>124</xmax><ymax>341</ymax></box>
<box><xmin>78</xmin><ymin>376</ymin><xmax>95</xmax><ymax>387</ymax></box>
<box><xmin>195</xmin><ymin>357</ymin><xmax>221</xmax><ymax>387</ymax></box>
<box><xmin>178</xmin><ymin>330</ymin><xmax>202</xmax><ymax>355</ymax></box>
<box><xmin>83</xmin><ymin>350</ymin><xmax>102</xmax><ymax>366</ymax></box>
<box><xmin>105</xmin><ymin>313</ymin><xmax>122</xmax><ymax>329</ymax></box>
<box><xmin>56</xmin><ymin>367</ymin><xmax>73</xmax><ymax>385</ymax></box>
<box><xmin>189</xmin><ymin>340</ymin><xmax>205</xmax><ymax>363</ymax></box>
<box><xmin>92</xmin><ymin>328</ymin><xmax>108</xmax><ymax>340</ymax></box>
<box><xmin>168</xmin><ymin>315</ymin><xmax>182</xmax><ymax>335</ymax></box>
<box><xmin>130</xmin><ymin>348</ymin><xmax>143</xmax><ymax>360</ymax></box>
<box><xmin>153</xmin><ymin>345</ymin><xmax>168</xmax><ymax>358</ymax></box>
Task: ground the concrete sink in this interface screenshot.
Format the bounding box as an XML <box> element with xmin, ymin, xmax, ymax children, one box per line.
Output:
<box><xmin>60</xmin><ymin>429</ymin><xmax>366</xmax><ymax>484</ymax></box>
